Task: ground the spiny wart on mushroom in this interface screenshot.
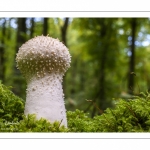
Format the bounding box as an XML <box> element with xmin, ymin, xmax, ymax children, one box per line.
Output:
<box><xmin>16</xmin><ymin>35</ymin><xmax>71</xmax><ymax>127</ymax></box>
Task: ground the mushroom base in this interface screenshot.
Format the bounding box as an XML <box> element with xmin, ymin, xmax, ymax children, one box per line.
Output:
<box><xmin>24</xmin><ymin>74</ymin><xmax>67</xmax><ymax>127</ymax></box>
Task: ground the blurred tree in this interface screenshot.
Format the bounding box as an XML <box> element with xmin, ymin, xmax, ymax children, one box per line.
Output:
<box><xmin>66</xmin><ymin>18</ymin><xmax>120</xmax><ymax>116</ymax></box>
<box><xmin>13</xmin><ymin>18</ymin><xmax>27</xmax><ymax>97</ymax></box>
<box><xmin>61</xmin><ymin>18</ymin><xmax>69</xmax><ymax>45</ymax></box>
<box><xmin>128</xmin><ymin>18</ymin><xmax>137</xmax><ymax>94</ymax></box>
<box><xmin>16</xmin><ymin>18</ymin><xmax>27</xmax><ymax>52</ymax></box>
<box><xmin>43</xmin><ymin>18</ymin><xmax>48</xmax><ymax>36</ymax></box>
<box><xmin>0</xmin><ymin>18</ymin><xmax>6</xmax><ymax>83</ymax></box>
<box><xmin>6</xmin><ymin>18</ymin><xmax>12</xmax><ymax>40</ymax></box>
<box><xmin>90</xmin><ymin>18</ymin><xmax>119</xmax><ymax>116</ymax></box>
<box><xmin>30</xmin><ymin>18</ymin><xmax>35</xmax><ymax>38</ymax></box>
<box><xmin>60</xmin><ymin>18</ymin><xmax>69</xmax><ymax>95</ymax></box>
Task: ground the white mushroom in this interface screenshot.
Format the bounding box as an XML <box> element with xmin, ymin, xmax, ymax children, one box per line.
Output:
<box><xmin>16</xmin><ymin>35</ymin><xmax>71</xmax><ymax>127</ymax></box>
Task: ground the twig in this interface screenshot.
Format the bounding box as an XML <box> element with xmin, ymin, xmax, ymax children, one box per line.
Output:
<box><xmin>86</xmin><ymin>100</ymin><xmax>103</xmax><ymax>114</ymax></box>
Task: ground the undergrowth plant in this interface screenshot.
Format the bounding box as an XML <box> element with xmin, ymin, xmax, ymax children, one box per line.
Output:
<box><xmin>0</xmin><ymin>82</ymin><xmax>24</xmax><ymax>122</ymax></box>
<box><xmin>0</xmin><ymin>81</ymin><xmax>150</xmax><ymax>132</ymax></box>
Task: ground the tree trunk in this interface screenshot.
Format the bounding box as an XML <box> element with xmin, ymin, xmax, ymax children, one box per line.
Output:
<box><xmin>60</xmin><ymin>18</ymin><xmax>69</xmax><ymax>95</ymax></box>
<box><xmin>13</xmin><ymin>18</ymin><xmax>27</xmax><ymax>96</ymax></box>
<box><xmin>99</xmin><ymin>45</ymin><xmax>106</xmax><ymax>110</ymax></box>
<box><xmin>16</xmin><ymin>18</ymin><xmax>26</xmax><ymax>53</ymax></box>
<box><xmin>91</xmin><ymin>19</ymin><xmax>107</xmax><ymax>116</ymax></box>
<box><xmin>43</xmin><ymin>18</ymin><xmax>49</xmax><ymax>36</ymax></box>
<box><xmin>15</xmin><ymin>18</ymin><xmax>26</xmax><ymax>73</ymax></box>
<box><xmin>30</xmin><ymin>18</ymin><xmax>35</xmax><ymax>38</ymax></box>
<box><xmin>128</xmin><ymin>18</ymin><xmax>137</xmax><ymax>95</ymax></box>
<box><xmin>7</xmin><ymin>18</ymin><xmax>12</xmax><ymax>40</ymax></box>
<box><xmin>98</xmin><ymin>20</ymin><xmax>107</xmax><ymax>111</ymax></box>
<box><xmin>61</xmin><ymin>18</ymin><xmax>69</xmax><ymax>46</ymax></box>
<box><xmin>0</xmin><ymin>18</ymin><xmax>6</xmax><ymax>83</ymax></box>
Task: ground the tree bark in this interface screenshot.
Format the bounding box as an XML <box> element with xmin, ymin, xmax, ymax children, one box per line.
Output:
<box><xmin>30</xmin><ymin>18</ymin><xmax>35</xmax><ymax>38</ymax></box>
<box><xmin>15</xmin><ymin>18</ymin><xmax>26</xmax><ymax>72</ymax></box>
<box><xmin>91</xmin><ymin>19</ymin><xmax>107</xmax><ymax>116</ymax></box>
<box><xmin>16</xmin><ymin>18</ymin><xmax>27</xmax><ymax>53</ymax></box>
<box><xmin>128</xmin><ymin>18</ymin><xmax>137</xmax><ymax>95</ymax></box>
<box><xmin>43</xmin><ymin>18</ymin><xmax>49</xmax><ymax>36</ymax></box>
<box><xmin>97</xmin><ymin>21</ymin><xmax>107</xmax><ymax>114</ymax></box>
<box><xmin>60</xmin><ymin>18</ymin><xmax>69</xmax><ymax>95</ymax></box>
<box><xmin>61</xmin><ymin>18</ymin><xmax>69</xmax><ymax>46</ymax></box>
<box><xmin>0</xmin><ymin>18</ymin><xmax>6</xmax><ymax>82</ymax></box>
<box><xmin>7</xmin><ymin>18</ymin><xmax>12</xmax><ymax>40</ymax></box>
<box><xmin>13</xmin><ymin>18</ymin><xmax>27</xmax><ymax>96</ymax></box>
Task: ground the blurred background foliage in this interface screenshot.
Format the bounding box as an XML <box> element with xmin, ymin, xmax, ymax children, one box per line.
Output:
<box><xmin>0</xmin><ymin>18</ymin><xmax>150</xmax><ymax>117</ymax></box>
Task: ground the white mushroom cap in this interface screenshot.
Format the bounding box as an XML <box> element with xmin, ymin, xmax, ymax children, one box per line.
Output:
<box><xmin>16</xmin><ymin>35</ymin><xmax>71</xmax><ymax>81</ymax></box>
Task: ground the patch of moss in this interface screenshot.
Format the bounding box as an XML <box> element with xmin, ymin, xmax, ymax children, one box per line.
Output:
<box><xmin>0</xmin><ymin>81</ymin><xmax>24</xmax><ymax>122</ymax></box>
<box><xmin>0</xmin><ymin>82</ymin><xmax>150</xmax><ymax>132</ymax></box>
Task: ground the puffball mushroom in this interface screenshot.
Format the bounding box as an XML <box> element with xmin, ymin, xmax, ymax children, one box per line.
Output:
<box><xmin>16</xmin><ymin>35</ymin><xmax>71</xmax><ymax>127</ymax></box>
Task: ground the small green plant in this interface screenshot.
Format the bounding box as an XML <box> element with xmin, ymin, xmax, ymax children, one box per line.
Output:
<box><xmin>1</xmin><ymin>82</ymin><xmax>150</xmax><ymax>132</ymax></box>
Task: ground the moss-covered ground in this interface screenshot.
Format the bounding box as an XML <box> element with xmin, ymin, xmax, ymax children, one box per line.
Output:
<box><xmin>1</xmin><ymin>82</ymin><xmax>150</xmax><ymax>132</ymax></box>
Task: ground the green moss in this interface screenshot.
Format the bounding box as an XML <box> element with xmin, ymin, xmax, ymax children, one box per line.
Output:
<box><xmin>0</xmin><ymin>81</ymin><xmax>24</xmax><ymax>122</ymax></box>
<box><xmin>0</xmin><ymin>82</ymin><xmax>150</xmax><ymax>132</ymax></box>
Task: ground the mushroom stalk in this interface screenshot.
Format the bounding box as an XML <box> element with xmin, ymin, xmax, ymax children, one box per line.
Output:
<box><xmin>16</xmin><ymin>35</ymin><xmax>71</xmax><ymax>127</ymax></box>
<box><xmin>25</xmin><ymin>74</ymin><xmax>67</xmax><ymax>126</ymax></box>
